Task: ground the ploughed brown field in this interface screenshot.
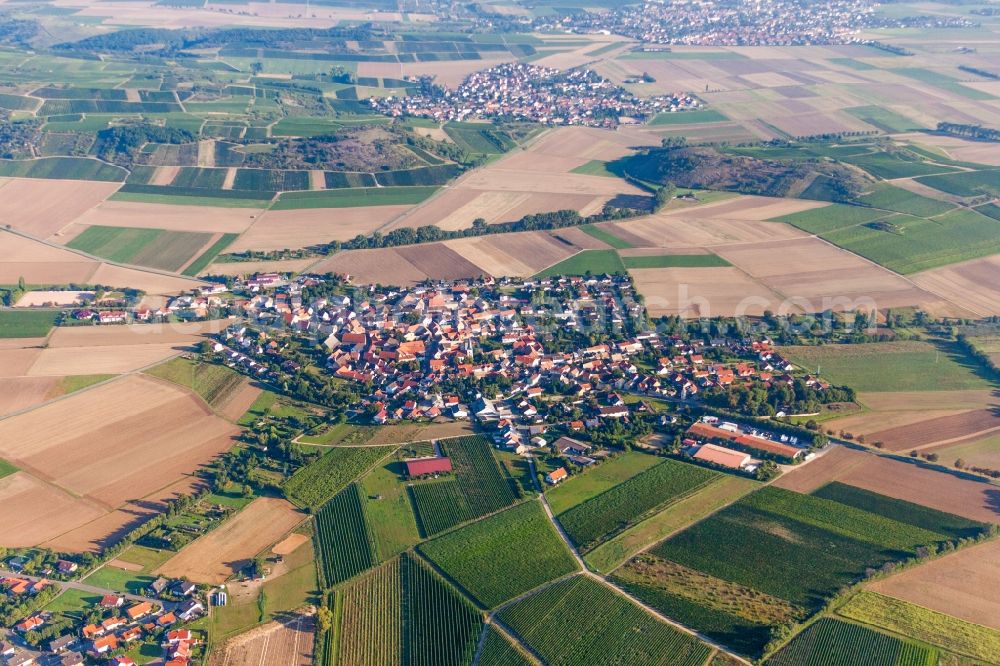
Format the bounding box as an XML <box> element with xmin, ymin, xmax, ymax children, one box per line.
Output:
<box><xmin>0</xmin><ymin>178</ymin><xmax>120</xmax><ymax>239</ymax></box>
<box><xmin>208</xmin><ymin>610</ymin><xmax>315</xmax><ymax>666</ymax></box>
<box><xmin>774</xmin><ymin>445</ymin><xmax>1000</xmax><ymax>523</ymax></box>
<box><xmin>866</xmin><ymin>408</ymin><xmax>1000</xmax><ymax>451</ymax></box>
<box><xmin>868</xmin><ymin>539</ymin><xmax>1000</xmax><ymax>631</ymax></box>
<box><xmin>0</xmin><ymin>375</ymin><xmax>240</xmax><ymax>552</ymax></box>
<box><xmin>156</xmin><ymin>497</ymin><xmax>305</xmax><ymax>584</ymax></box>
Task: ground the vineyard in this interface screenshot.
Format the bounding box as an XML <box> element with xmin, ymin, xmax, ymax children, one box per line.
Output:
<box><xmin>418</xmin><ymin>501</ymin><xmax>578</xmax><ymax>608</ymax></box>
<box><xmin>477</xmin><ymin>626</ymin><xmax>533</xmax><ymax>666</ymax></box>
<box><xmin>337</xmin><ymin>559</ymin><xmax>401</xmax><ymax>666</ymax></box>
<box><xmin>285</xmin><ymin>445</ymin><xmax>396</xmax><ymax>510</ymax></box>
<box><xmin>496</xmin><ymin>576</ymin><xmax>711</xmax><ymax>666</ymax></box>
<box><xmin>810</xmin><ymin>482</ymin><xmax>988</xmax><ymax>540</ymax></box>
<box><xmin>327</xmin><ymin>554</ymin><xmax>482</xmax><ymax>666</ymax></box>
<box><xmin>410</xmin><ymin>435</ymin><xmax>518</xmax><ymax>535</ymax></box>
<box><xmin>557</xmin><ymin>459</ymin><xmax>720</xmax><ymax>552</ymax></box>
<box><xmin>766</xmin><ymin>619</ymin><xmax>937</xmax><ymax>666</ymax></box>
<box><xmin>315</xmin><ymin>483</ymin><xmax>378</xmax><ymax>586</ymax></box>
<box><xmin>402</xmin><ymin>553</ymin><xmax>482</xmax><ymax>666</ymax></box>
<box><xmin>409</xmin><ymin>481</ymin><xmax>474</xmax><ymax>536</ymax></box>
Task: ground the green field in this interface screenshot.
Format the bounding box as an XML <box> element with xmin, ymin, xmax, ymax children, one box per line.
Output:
<box><xmin>271</xmin><ymin>186</ymin><xmax>439</xmax><ymax>209</ymax></box>
<box><xmin>497</xmin><ymin>575</ymin><xmax>712</xmax><ymax>666</ymax></box>
<box><xmin>892</xmin><ymin>67</ymin><xmax>996</xmax><ymax>101</ymax></box>
<box><xmin>571</xmin><ymin>160</ymin><xmax>626</xmax><ymax>179</ymax></box>
<box><xmin>0</xmin><ymin>458</ymin><xmax>17</xmax><ymax>480</ymax></box>
<box><xmin>836</xmin><ymin>591</ymin><xmax>1000</xmax><ymax>663</ymax></box>
<box><xmin>67</xmin><ymin>225</ymin><xmax>215</xmax><ymax>272</ymax></box>
<box><xmin>145</xmin><ymin>357</ymin><xmax>245</xmax><ymax>409</ymax></box>
<box><xmin>856</xmin><ymin>184</ymin><xmax>954</xmax><ymax>217</ymax></box>
<box><xmin>335</xmin><ymin>558</ymin><xmax>401</xmax><ymax>666</ymax></box>
<box><xmin>315</xmin><ymin>483</ymin><xmax>378</xmax><ymax>586</ymax></box>
<box><xmin>110</xmin><ymin>190</ymin><xmax>267</xmax><ymax>208</ymax></box>
<box><xmin>535</xmin><ymin>249</ymin><xmax>626</xmax><ymax>278</ymax></box>
<box><xmin>585</xmin><ymin>475</ymin><xmax>759</xmax><ymax>573</ymax></box>
<box><xmin>0</xmin><ymin>310</ymin><xmax>58</xmax><ymax>338</ymax></box>
<box><xmin>358</xmin><ymin>459</ymin><xmax>421</xmax><ymax>560</ymax></box>
<box><xmin>622</xmin><ymin>253</ymin><xmax>731</xmax><ymax>269</ymax></box>
<box><xmin>770</xmin><ymin>204</ymin><xmax>889</xmax><ymax>235</ymax></box>
<box><xmin>558</xmin><ymin>458</ymin><xmax>720</xmax><ymax>552</ymax></box>
<box><xmin>781</xmin><ymin>341</ymin><xmax>992</xmax><ymax>392</ymax></box>
<box><xmin>915</xmin><ymin>169</ymin><xmax>1000</xmax><ymax>198</ymax></box>
<box><xmin>0</xmin><ymin>156</ymin><xmax>126</xmax><ymax>181</ymax></box>
<box><xmin>182</xmin><ymin>232</ymin><xmax>239</xmax><ymax>276</ymax></box>
<box><xmin>821</xmin><ymin>207</ymin><xmax>1000</xmax><ymax>274</ymax></box>
<box><xmin>271</xmin><ymin>116</ymin><xmax>343</xmax><ymax>137</ymax></box>
<box><xmin>403</xmin><ymin>553</ymin><xmax>482</xmax><ymax>666</ymax></box>
<box><xmin>546</xmin><ymin>451</ymin><xmax>662</xmax><ymax>515</ymax></box>
<box><xmin>842</xmin><ymin>106</ymin><xmax>923</xmax><ymax>133</ymax></box>
<box><xmin>767</xmin><ymin>618</ymin><xmax>937</xmax><ymax>666</ymax></box>
<box><xmin>478</xmin><ymin>625</ymin><xmax>533</xmax><ymax>666</ymax></box>
<box><xmin>649</xmin><ymin>108</ymin><xmax>728</xmax><ymax>125</ymax></box>
<box><xmin>578</xmin><ymin>223</ymin><xmax>633</xmax><ymax>248</ymax></box>
<box><xmin>284</xmin><ymin>445</ymin><xmax>397</xmax><ymax>510</ymax></box>
<box><xmin>419</xmin><ymin>500</ymin><xmax>578</xmax><ymax>608</ymax></box>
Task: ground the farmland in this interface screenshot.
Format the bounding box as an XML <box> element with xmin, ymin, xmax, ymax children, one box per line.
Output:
<box><xmin>271</xmin><ymin>186</ymin><xmax>439</xmax><ymax>209</ymax></box>
<box><xmin>478</xmin><ymin>626</ymin><xmax>533</xmax><ymax>666</ymax></box>
<box><xmin>409</xmin><ymin>435</ymin><xmax>518</xmax><ymax>534</ymax></box>
<box><xmin>545</xmin><ymin>451</ymin><xmax>663</xmax><ymax>515</ymax></box>
<box><xmin>336</xmin><ymin>559</ymin><xmax>401</xmax><ymax>666</ymax></box>
<box><xmin>403</xmin><ymin>553</ymin><xmax>482</xmax><ymax>666</ymax></box>
<box><xmin>418</xmin><ymin>500</ymin><xmax>578</xmax><ymax>608</ymax></box>
<box><xmin>66</xmin><ymin>225</ymin><xmax>217</xmax><ymax>272</ymax></box>
<box><xmin>497</xmin><ymin>575</ymin><xmax>711</xmax><ymax>666</ymax></box>
<box><xmin>556</xmin><ymin>458</ymin><xmax>720</xmax><ymax>552</ymax></box>
<box><xmin>315</xmin><ymin>483</ymin><xmax>378</xmax><ymax>586</ymax></box>
<box><xmin>0</xmin><ymin>311</ymin><xmax>58</xmax><ymax>338</ymax></box>
<box><xmin>145</xmin><ymin>357</ymin><xmax>246</xmax><ymax>411</ymax></box>
<box><xmin>766</xmin><ymin>618</ymin><xmax>936</xmax><ymax>666</ymax></box>
<box><xmin>283</xmin><ymin>445</ymin><xmax>396</xmax><ymax>510</ymax></box>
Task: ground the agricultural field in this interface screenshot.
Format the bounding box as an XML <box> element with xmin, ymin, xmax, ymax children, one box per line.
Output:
<box><xmin>497</xmin><ymin>575</ymin><xmax>712</xmax><ymax>666</ymax></box>
<box><xmin>618</xmin><ymin>485</ymin><xmax>980</xmax><ymax>657</ymax></box>
<box><xmin>781</xmin><ymin>341</ymin><xmax>991</xmax><ymax>393</ymax></box>
<box><xmin>358</xmin><ymin>458</ymin><xmax>421</xmax><ymax>560</ymax></box>
<box><xmin>156</xmin><ymin>497</ymin><xmax>305</xmax><ymax>584</ymax></box>
<box><xmin>145</xmin><ymin>357</ymin><xmax>247</xmax><ymax>411</ymax></box>
<box><xmin>66</xmin><ymin>224</ymin><xmax>217</xmax><ymax>272</ymax></box>
<box><xmin>315</xmin><ymin>483</ymin><xmax>378</xmax><ymax>586</ymax></box>
<box><xmin>409</xmin><ymin>435</ymin><xmax>519</xmax><ymax>535</ymax></box>
<box><xmin>535</xmin><ymin>249</ymin><xmax>625</xmax><ymax>278</ymax></box>
<box><xmin>283</xmin><ymin>445</ymin><xmax>396</xmax><ymax>510</ymax></box>
<box><xmin>545</xmin><ymin>450</ymin><xmax>663</xmax><ymax>515</ymax></box>
<box><xmin>478</xmin><ymin>626</ymin><xmax>534</xmax><ymax>666</ymax></box>
<box><xmin>208</xmin><ymin>611</ymin><xmax>314</xmax><ymax>666</ymax></box>
<box><xmin>766</xmin><ymin>618</ymin><xmax>937</xmax><ymax>666</ymax></box>
<box><xmin>331</xmin><ymin>553</ymin><xmax>483</xmax><ymax>666</ymax></box>
<box><xmin>556</xmin><ymin>458</ymin><xmax>720</xmax><ymax>552</ymax></box>
<box><xmin>418</xmin><ymin>500</ymin><xmax>578</xmax><ymax>608</ymax></box>
<box><xmin>0</xmin><ymin>310</ymin><xmax>58</xmax><ymax>338</ymax></box>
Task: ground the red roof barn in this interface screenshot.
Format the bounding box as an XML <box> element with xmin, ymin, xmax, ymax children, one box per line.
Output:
<box><xmin>405</xmin><ymin>457</ymin><xmax>452</xmax><ymax>477</ymax></box>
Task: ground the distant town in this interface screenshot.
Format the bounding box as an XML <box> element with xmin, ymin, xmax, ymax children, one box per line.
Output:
<box><xmin>370</xmin><ymin>63</ymin><xmax>700</xmax><ymax>126</ymax></box>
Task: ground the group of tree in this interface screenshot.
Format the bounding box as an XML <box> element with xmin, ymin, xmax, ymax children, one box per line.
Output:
<box><xmin>936</xmin><ymin>121</ymin><xmax>1000</xmax><ymax>142</ymax></box>
<box><xmin>94</xmin><ymin>124</ymin><xmax>196</xmax><ymax>165</ymax></box>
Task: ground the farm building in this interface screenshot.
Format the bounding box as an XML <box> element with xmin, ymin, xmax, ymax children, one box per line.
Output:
<box><xmin>405</xmin><ymin>456</ymin><xmax>453</xmax><ymax>477</ymax></box>
<box><xmin>687</xmin><ymin>422</ymin><xmax>803</xmax><ymax>460</ymax></box>
<box><xmin>546</xmin><ymin>468</ymin><xmax>568</xmax><ymax>484</ymax></box>
<box><xmin>692</xmin><ymin>444</ymin><xmax>752</xmax><ymax>470</ymax></box>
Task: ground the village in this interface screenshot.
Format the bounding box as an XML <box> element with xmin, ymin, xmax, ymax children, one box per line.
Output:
<box><xmin>0</xmin><ymin>564</ymin><xmax>209</xmax><ymax>666</ymax></box>
<box><xmin>209</xmin><ymin>272</ymin><xmax>830</xmax><ymax>479</ymax></box>
<box><xmin>532</xmin><ymin>0</ymin><xmax>977</xmax><ymax>45</ymax></box>
<box><xmin>369</xmin><ymin>63</ymin><xmax>700</xmax><ymax>126</ymax></box>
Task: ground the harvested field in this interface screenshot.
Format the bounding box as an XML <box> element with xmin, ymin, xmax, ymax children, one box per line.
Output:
<box><xmin>203</xmin><ymin>259</ymin><xmax>316</xmax><ymax>276</ymax></box>
<box><xmin>0</xmin><ymin>230</ymin><xmax>98</xmax><ymax>284</ymax></box>
<box><xmin>26</xmin><ymin>344</ymin><xmax>187</xmax><ymax>376</ymax></box>
<box><xmin>312</xmin><ymin>248</ymin><xmax>428</xmax><ymax>286</ymax></box>
<box><xmin>0</xmin><ymin>374</ymin><xmax>239</xmax><ymax>510</ymax></box>
<box><xmin>868</xmin><ymin>539</ymin><xmax>1000</xmax><ymax>630</ymax></box>
<box><xmin>459</xmin><ymin>169</ymin><xmax>643</xmax><ymax>196</ymax></box>
<box><xmin>14</xmin><ymin>290</ymin><xmax>92</xmax><ymax>307</ymax></box>
<box><xmin>47</xmin><ymin>320</ymin><xmax>226</xmax><ymax>348</ymax></box>
<box><xmin>0</xmin><ymin>178</ymin><xmax>120</xmax><ymax>239</ymax></box>
<box><xmin>911</xmin><ymin>254</ymin><xmax>1000</xmax><ymax>317</ymax></box>
<box><xmin>84</xmin><ymin>263</ymin><xmax>205</xmax><ymax>295</ymax></box>
<box><xmin>393</xmin><ymin>188</ymin><xmax>602</xmax><ymax>232</ymax></box>
<box><xmin>273</xmin><ymin>533</ymin><xmax>309</xmax><ymax>556</ymax></box>
<box><xmin>823</xmin><ymin>409</ymin><xmax>971</xmax><ymax>441</ymax></box>
<box><xmin>866</xmin><ymin>409</ymin><xmax>1000</xmax><ymax>451</ymax></box>
<box><xmin>898</xmin><ymin>132</ymin><xmax>1000</xmax><ymax>167</ymax></box>
<box><xmin>394</xmin><ymin>244</ymin><xmax>484</xmax><ymax>280</ymax></box>
<box><xmin>156</xmin><ymin>497</ymin><xmax>305</xmax><ymax>584</ymax></box>
<box><xmin>630</xmin><ymin>266</ymin><xmax>786</xmax><ymax>317</ymax></box>
<box><xmin>227</xmin><ymin>205</ymin><xmax>411</xmax><ymax>252</ymax></box>
<box><xmin>216</xmin><ymin>380</ymin><xmax>262</xmax><ymax>422</ymax></box>
<box><xmin>444</xmin><ymin>231</ymin><xmax>580</xmax><ymax>277</ymax></box>
<box><xmin>0</xmin><ymin>472</ymin><xmax>105</xmax><ymax>548</ymax></box>
<box><xmin>857</xmin><ymin>390</ymin><xmax>997</xmax><ymax>413</ymax></box>
<box><xmin>208</xmin><ymin>610</ymin><xmax>315</xmax><ymax>666</ymax></box>
<box><xmin>68</xmin><ymin>200</ymin><xmax>261</xmax><ymax>234</ymax></box>
<box><xmin>713</xmin><ymin>236</ymin><xmax>954</xmax><ymax>314</ymax></box>
<box><xmin>0</xmin><ymin>349</ymin><xmax>43</xmax><ymax>378</ymax></box>
<box><xmin>552</xmin><ymin>226</ymin><xmax>615</xmax><ymax>250</ymax></box>
<box><xmin>0</xmin><ymin>377</ymin><xmax>61</xmax><ymax>417</ymax></box>
<box><xmin>775</xmin><ymin>445</ymin><xmax>1000</xmax><ymax>523</ymax></box>
<box><xmin>151</xmin><ymin>166</ymin><xmax>179</xmax><ymax>186</ymax></box>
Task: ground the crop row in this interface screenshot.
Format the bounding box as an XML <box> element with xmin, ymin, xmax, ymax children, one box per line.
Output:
<box><xmin>766</xmin><ymin>619</ymin><xmax>934</xmax><ymax>666</ymax></box>
<box><xmin>337</xmin><ymin>558</ymin><xmax>400</xmax><ymax>666</ymax></box>
<box><xmin>418</xmin><ymin>500</ymin><xmax>578</xmax><ymax>608</ymax></box>
<box><xmin>558</xmin><ymin>459</ymin><xmax>719</xmax><ymax>551</ymax></box>
<box><xmin>315</xmin><ymin>483</ymin><xmax>378</xmax><ymax>586</ymax></box>
<box><xmin>402</xmin><ymin>553</ymin><xmax>482</xmax><ymax>666</ymax></box>
<box><xmin>497</xmin><ymin>576</ymin><xmax>711</xmax><ymax>666</ymax></box>
<box><xmin>443</xmin><ymin>435</ymin><xmax>519</xmax><ymax>518</ymax></box>
<box><xmin>374</xmin><ymin>164</ymin><xmax>462</xmax><ymax>187</ymax></box>
<box><xmin>478</xmin><ymin>626</ymin><xmax>532</xmax><ymax>666</ymax></box>
<box><xmin>284</xmin><ymin>445</ymin><xmax>394</xmax><ymax>510</ymax></box>
<box><xmin>409</xmin><ymin>480</ymin><xmax>475</xmax><ymax>536</ymax></box>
